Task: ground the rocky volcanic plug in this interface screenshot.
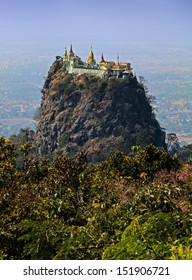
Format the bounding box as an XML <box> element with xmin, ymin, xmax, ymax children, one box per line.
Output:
<box><xmin>35</xmin><ymin>59</ymin><xmax>165</xmax><ymax>162</ymax></box>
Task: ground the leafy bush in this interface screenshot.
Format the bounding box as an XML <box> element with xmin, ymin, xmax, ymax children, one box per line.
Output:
<box><xmin>103</xmin><ymin>212</ymin><xmax>192</xmax><ymax>260</ymax></box>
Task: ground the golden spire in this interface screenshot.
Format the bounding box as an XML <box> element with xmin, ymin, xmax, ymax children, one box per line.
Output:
<box><xmin>68</xmin><ymin>44</ymin><xmax>74</xmax><ymax>57</ymax></box>
<box><xmin>64</xmin><ymin>47</ymin><xmax>67</xmax><ymax>57</ymax></box>
<box><xmin>117</xmin><ymin>54</ymin><xmax>120</xmax><ymax>66</ymax></box>
<box><xmin>63</xmin><ymin>47</ymin><xmax>68</xmax><ymax>61</ymax></box>
<box><xmin>100</xmin><ymin>53</ymin><xmax>105</xmax><ymax>63</ymax></box>
<box><xmin>87</xmin><ymin>46</ymin><xmax>96</xmax><ymax>64</ymax></box>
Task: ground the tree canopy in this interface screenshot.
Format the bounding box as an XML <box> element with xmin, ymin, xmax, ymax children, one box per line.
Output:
<box><xmin>0</xmin><ymin>137</ymin><xmax>192</xmax><ymax>260</ymax></box>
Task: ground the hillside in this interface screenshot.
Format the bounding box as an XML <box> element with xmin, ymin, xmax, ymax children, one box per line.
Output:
<box><xmin>35</xmin><ymin>60</ymin><xmax>165</xmax><ymax>162</ymax></box>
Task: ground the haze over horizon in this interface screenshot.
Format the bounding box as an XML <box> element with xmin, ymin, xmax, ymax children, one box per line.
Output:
<box><xmin>0</xmin><ymin>0</ymin><xmax>191</xmax><ymax>44</ymax></box>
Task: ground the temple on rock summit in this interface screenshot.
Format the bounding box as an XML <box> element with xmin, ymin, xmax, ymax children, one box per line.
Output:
<box><xmin>56</xmin><ymin>45</ymin><xmax>133</xmax><ymax>79</ymax></box>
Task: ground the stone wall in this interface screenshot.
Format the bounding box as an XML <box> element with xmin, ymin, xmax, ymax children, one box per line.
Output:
<box><xmin>68</xmin><ymin>66</ymin><xmax>104</xmax><ymax>77</ymax></box>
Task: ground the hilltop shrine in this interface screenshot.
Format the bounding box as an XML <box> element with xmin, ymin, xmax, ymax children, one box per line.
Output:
<box><xmin>56</xmin><ymin>45</ymin><xmax>133</xmax><ymax>79</ymax></box>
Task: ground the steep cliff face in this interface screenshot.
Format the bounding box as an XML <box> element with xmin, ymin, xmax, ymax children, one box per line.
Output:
<box><xmin>35</xmin><ymin>60</ymin><xmax>165</xmax><ymax>162</ymax></box>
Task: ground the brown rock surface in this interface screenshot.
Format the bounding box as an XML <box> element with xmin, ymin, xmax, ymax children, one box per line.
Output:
<box><xmin>34</xmin><ymin>61</ymin><xmax>165</xmax><ymax>162</ymax></box>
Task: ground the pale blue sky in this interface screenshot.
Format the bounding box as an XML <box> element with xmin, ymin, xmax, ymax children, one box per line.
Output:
<box><xmin>0</xmin><ymin>0</ymin><xmax>191</xmax><ymax>43</ymax></box>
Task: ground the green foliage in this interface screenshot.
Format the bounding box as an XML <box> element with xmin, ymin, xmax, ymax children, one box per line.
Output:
<box><xmin>0</xmin><ymin>140</ymin><xmax>191</xmax><ymax>260</ymax></box>
<box><xmin>134</xmin><ymin>127</ymin><xmax>158</xmax><ymax>147</ymax></box>
<box><xmin>0</xmin><ymin>137</ymin><xmax>16</xmax><ymax>188</ymax></box>
<box><xmin>33</xmin><ymin>107</ymin><xmax>42</xmax><ymax>121</ymax></box>
<box><xmin>9</xmin><ymin>128</ymin><xmax>35</xmax><ymax>168</ymax></box>
<box><xmin>177</xmin><ymin>144</ymin><xmax>192</xmax><ymax>162</ymax></box>
<box><xmin>53</xmin><ymin>74</ymin><xmax>77</xmax><ymax>94</ymax></box>
<box><xmin>44</xmin><ymin>60</ymin><xmax>64</xmax><ymax>88</ymax></box>
<box><xmin>101</xmin><ymin>144</ymin><xmax>180</xmax><ymax>180</ymax></box>
<box><xmin>103</xmin><ymin>213</ymin><xmax>192</xmax><ymax>260</ymax></box>
<box><xmin>59</xmin><ymin>133</ymin><xmax>70</xmax><ymax>146</ymax></box>
<box><xmin>170</xmin><ymin>237</ymin><xmax>192</xmax><ymax>260</ymax></box>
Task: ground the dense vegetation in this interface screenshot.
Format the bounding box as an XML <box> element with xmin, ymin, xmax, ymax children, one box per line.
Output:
<box><xmin>1</xmin><ymin>136</ymin><xmax>192</xmax><ymax>260</ymax></box>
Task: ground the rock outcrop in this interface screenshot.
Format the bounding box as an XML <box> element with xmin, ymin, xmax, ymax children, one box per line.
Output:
<box><xmin>34</xmin><ymin>60</ymin><xmax>165</xmax><ymax>162</ymax></box>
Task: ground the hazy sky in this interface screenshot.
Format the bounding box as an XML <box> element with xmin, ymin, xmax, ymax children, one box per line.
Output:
<box><xmin>0</xmin><ymin>0</ymin><xmax>191</xmax><ymax>43</ymax></box>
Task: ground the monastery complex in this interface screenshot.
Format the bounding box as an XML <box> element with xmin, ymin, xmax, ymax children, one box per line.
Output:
<box><xmin>56</xmin><ymin>45</ymin><xmax>133</xmax><ymax>79</ymax></box>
